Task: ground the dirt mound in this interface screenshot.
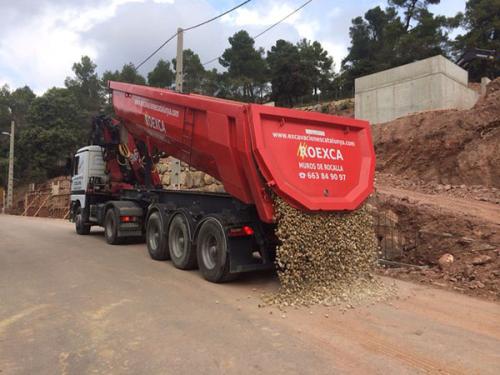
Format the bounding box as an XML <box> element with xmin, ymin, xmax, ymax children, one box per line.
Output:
<box><xmin>373</xmin><ymin>78</ymin><xmax>500</xmax><ymax>188</ymax></box>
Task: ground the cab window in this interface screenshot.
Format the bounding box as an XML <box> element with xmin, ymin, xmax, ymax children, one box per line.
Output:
<box><xmin>73</xmin><ymin>156</ymin><xmax>80</xmax><ymax>176</ymax></box>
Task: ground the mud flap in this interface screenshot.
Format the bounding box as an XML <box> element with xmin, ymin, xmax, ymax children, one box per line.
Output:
<box><xmin>227</xmin><ymin>236</ymin><xmax>274</xmax><ymax>273</ymax></box>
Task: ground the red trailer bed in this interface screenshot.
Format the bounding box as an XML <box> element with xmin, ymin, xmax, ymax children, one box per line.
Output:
<box><xmin>109</xmin><ymin>81</ymin><xmax>375</xmax><ymax>223</ymax></box>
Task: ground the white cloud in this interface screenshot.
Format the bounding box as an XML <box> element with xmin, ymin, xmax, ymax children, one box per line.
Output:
<box><xmin>327</xmin><ymin>7</ymin><xmax>341</xmax><ymax>19</ymax></box>
<box><xmin>0</xmin><ymin>76</ymin><xmax>14</xmax><ymax>89</ymax></box>
<box><xmin>0</xmin><ymin>0</ymin><xmax>466</xmax><ymax>94</ymax></box>
<box><xmin>0</xmin><ymin>0</ymin><xmax>145</xmax><ymax>94</ymax></box>
<box><xmin>321</xmin><ymin>41</ymin><xmax>347</xmax><ymax>72</ymax></box>
<box><xmin>294</xmin><ymin>20</ymin><xmax>320</xmax><ymax>41</ymax></box>
<box><xmin>221</xmin><ymin>3</ymin><xmax>301</xmax><ymax>27</ymax></box>
<box><xmin>221</xmin><ymin>2</ymin><xmax>316</xmax><ymax>43</ymax></box>
<box><xmin>220</xmin><ymin>1</ymin><xmax>343</xmax><ymax>69</ymax></box>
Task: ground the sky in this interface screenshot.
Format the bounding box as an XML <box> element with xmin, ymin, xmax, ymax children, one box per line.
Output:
<box><xmin>0</xmin><ymin>0</ymin><xmax>466</xmax><ymax>94</ymax></box>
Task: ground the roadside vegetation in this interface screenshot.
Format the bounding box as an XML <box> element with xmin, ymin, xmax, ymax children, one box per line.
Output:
<box><xmin>0</xmin><ymin>0</ymin><xmax>497</xmax><ymax>186</ymax></box>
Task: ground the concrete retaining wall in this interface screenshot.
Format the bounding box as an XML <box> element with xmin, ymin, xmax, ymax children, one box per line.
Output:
<box><xmin>354</xmin><ymin>55</ymin><xmax>479</xmax><ymax>124</ymax></box>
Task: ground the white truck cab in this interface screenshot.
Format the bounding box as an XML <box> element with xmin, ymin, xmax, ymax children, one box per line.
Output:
<box><xmin>70</xmin><ymin>145</ymin><xmax>107</xmax><ymax>233</ymax></box>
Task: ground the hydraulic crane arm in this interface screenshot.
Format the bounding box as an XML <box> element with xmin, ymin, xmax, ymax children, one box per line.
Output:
<box><xmin>107</xmin><ymin>81</ymin><xmax>375</xmax><ymax>223</ymax></box>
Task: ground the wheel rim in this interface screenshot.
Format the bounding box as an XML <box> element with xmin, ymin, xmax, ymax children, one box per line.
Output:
<box><xmin>201</xmin><ymin>234</ymin><xmax>218</xmax><ymax>270</ymax></box>
<box><xmin>106</xmin><ymin>214</ymin><xmax>114</xmax><ymax>238</ymax></box>
<box><xmin>171</xmin><ymin>222</ymin><xmax>187</xmax><ymax>258</ymax></box>
<box><xmin>76</xmin><ymin>213</ymin><xmax>82</xmax><ymax>228</ymax></box>
<box><xmin>148</xmin><ymin>220</ymin><xmax>160</xmax><ymax>250</ymax></box>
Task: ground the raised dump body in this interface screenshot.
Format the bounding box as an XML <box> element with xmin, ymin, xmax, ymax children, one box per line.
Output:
<box><xmin>110</xmin><ymin>81</ymin><xmax>375</xmax><ymax>223</ymax></box>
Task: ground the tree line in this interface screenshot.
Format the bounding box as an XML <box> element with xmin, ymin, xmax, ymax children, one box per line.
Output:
<box><xmin>0</xmin><ymin>0</ymin><xmax>497</xmax><ymax>186</ymax></box>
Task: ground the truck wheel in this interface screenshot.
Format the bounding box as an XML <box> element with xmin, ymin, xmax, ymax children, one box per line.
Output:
<box><xmin>75</xmin><ymin>207</ymin><xmax>91</xmax><ymax>235</ymax></box>
<box><xmin>104</xmin><ymin>208</ymin><xmax>121</xmax><ymax>245</ymax></box>
<box><xmin>146</xmin><ymin>211</ymin><xmax>170</xmax><ymax>260</ymax></box>
<box><xmin>196</xmin><ymin>218</ymin><xmax>236</xmax><ymax>283</ymax></box>
<box><xmin>168</xmin><ymin>214</ymin><xmax>197</xmax><ymax>270</ymax></box>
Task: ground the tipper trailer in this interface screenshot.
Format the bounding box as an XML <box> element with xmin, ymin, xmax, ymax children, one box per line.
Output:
<box><xmin>70</xmin><ymin>81</ymin><xmax>375</xmax><ymax>282</ymax></box>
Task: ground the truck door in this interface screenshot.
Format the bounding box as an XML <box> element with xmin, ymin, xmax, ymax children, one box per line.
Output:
<box><xmin>71</xmin><ymin>151</ymin><xmax>87</xmax><ymax>208</ymax></box>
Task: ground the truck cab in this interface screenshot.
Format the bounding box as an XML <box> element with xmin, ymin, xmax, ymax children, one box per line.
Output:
<box><xmin>70</xmin><ymin>145</ymin><xmax>108</xmax><ymax>233</ymax></box>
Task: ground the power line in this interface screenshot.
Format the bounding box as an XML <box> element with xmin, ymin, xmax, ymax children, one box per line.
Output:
<box><xmin>135</xmin><ymin>0</ymin><xmax>252</xmax><ymax>70</ymax></box>
<box><xmin>183</xmin><ymin>0</ymin><xmax>252</xmax><ymax>32</ymax></box>
<box><xmin>253</xmin><ymin>0</ymin><xmax>312</xmax><ymax>39</ymax></box>
<box><xmin>136</xmin><ymin>34</ymin><xmax>178</xmax><ymax>70</ymax></box>
<box><xmin>202</xmin><ymin>0</ymin><xmax>313</xmax><ymax>67</ymax></box>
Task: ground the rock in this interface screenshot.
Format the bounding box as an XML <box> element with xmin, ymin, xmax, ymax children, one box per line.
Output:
<box><xmin>192</xmin><ymin>171</ymin><xmax>205</xmax><ymax>187</ymax></box>
<box><xmin>179</xmin><ymin>171</ymin><xmax>193</xmax><ymax>189</ymax></box>
<box><xmin>385</xmin><ymin>209</ymin><xmax>399</xmax><ymax>224</ymax></box>
<box><xmin>444</xmin><ymin>184</ymin><xmax>452</xmax><ymax>191</ymax></box>
<box><xmin>204</xmin><ymin>174</ymin><xmax>215</xmax><ymax>185</ymax></box>
<box><xmin>459</xmin><ymin>237</ymin><xmax>475</xmax><ymax>244</ymax></box>
<box><xmin>204</xmin><ymin>184</ymin><xmax>219</xmax><ymax>193</ymax></box>
<box><xmin>213</xmin><ymin>184</ymin><xmax>225</xmax><ymax>193</ymax></box>
<box><xmin>158</xmin><ymin>163</ymin><xmax>169</xmax><ymax>174</ymax></box>
<box><xmin>469</xmin><ymin>280</ymin><xmax>485</xmax><ymax>289</ymax></box>
<box><xmin>438</xmin><ymin>253</ymin><xmax>454</xmax><ymax>269</ymax></box>
<box><xmin>471</xmin><ymin>255</ymin><xmax>493</xmax><ymax>266</ymax></box>
<box><xmin>472</xmin><ymin>243</ymin><xmax>495</xmax><ymax>251</ymax></box>
<box><xmin>464</xmin><ymin>265</ymin><xmax>475</xmax><ymax>277</ymax></box>
<box><xmin>161</xmin><ymin>173</ymin><xmax>171</xmax><ymax>186</ymax></box>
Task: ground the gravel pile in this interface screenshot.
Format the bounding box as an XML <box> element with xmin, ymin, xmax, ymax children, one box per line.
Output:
<box><xmin>263</xmin><ymin>197</ymin><xmax>391</xmax><ymax>308</ymax></box>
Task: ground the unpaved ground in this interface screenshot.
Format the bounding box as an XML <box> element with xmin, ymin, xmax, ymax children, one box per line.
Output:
<box><xmin>377</xmin><ymin>183</ymin><xmax>500</xmax><ymax>225</ymax></box>
<box><xmin>369</xmin><ymin>79</ymin><xmax>500</xmax><ymax>300</ymax></box>
<box><xmin>1</xmin><ymin>215</ymin><xmax>499</xmax><ymax>374</ymax></box>
<box><xmin>374</xmin><ymin>179</ymin><xmax>500</xmax><ymax>300</ymax></box>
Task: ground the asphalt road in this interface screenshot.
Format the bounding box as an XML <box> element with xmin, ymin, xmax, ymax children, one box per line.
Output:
<box><xmin>1</xmin><ymin>215</ymin><xmax>499</xmax><ymax>374</ymax></box>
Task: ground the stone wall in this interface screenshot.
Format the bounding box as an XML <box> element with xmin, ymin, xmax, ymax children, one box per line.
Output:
<box><xmin>157</xmin><ymin>157</ymin><xmax>225</xmax><ymax>193</ymax></box>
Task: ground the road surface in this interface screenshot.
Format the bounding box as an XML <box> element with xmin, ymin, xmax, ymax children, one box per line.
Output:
<box><xmin>1</xmin><ymin>215</ymin><xmax>499</xmax><ymax>374</ymax></box>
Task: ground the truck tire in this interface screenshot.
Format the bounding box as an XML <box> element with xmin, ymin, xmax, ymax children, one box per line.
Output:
<box><xmin>196</xmin><ymin>217</ymin><xmax>236</xmax><ymax>283</ymax></box>
<box><xmin>75</xmin><ymin>206</ymin><xmax>91</xmax><ymax>235</ymax></box>
<box><xmin>168</xmin><ymin>214</ymin><xmax>197</xmax><ymax>270</ymax></box>
<box><xmin>146</xmin><ymin>211</ymin><xmax>170</xmax><ymax>260</ymax></box>
<box><xmin>104</xmin><ymin>208</ymin><xmax>121</xmax><ymax>245</ymax></box>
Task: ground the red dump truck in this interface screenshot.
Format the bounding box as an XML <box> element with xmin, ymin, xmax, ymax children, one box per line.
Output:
<box><xmin>70</xmin><ymin>81</ymin><xmax>375</xmax><ymax>282</ymax></box>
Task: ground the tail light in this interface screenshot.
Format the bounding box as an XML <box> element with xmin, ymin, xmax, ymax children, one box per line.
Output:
<box><xmin>120</xmin><ymin>215</ymin><xmax>137</xmax><ymax>223</ymax></box>
<box><xmin>228</xmin><ymin>225</ymin><xmax>254</xmax><ymax>237</ymax></box>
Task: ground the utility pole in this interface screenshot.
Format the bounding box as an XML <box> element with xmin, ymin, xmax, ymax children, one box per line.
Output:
<box><xmin>175</xmin><ymin>27</ymin><xmax>184</xmax><ymax>94</ymax></box>
<box><xmin>171</xmin><ymin>27</ymin><xmax>184</xmax><ymax>189</ymax></box>
<box><xmin>3</xmin><ymin>115</ymin><xmax>15</xmax><ymax>211</ymax></box>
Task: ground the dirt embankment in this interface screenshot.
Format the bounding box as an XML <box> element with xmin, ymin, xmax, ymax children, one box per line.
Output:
<box><xmin>371</xmin><ymin>78</ymin><xmax>500</xmax><ymax>300</ymax></box>
<box><xmin>373</xmin><ymin>78</ymin><xmax>500</xmax><ymax>188</ymax></box>
<box><xmin>374</xmin><ymin>182</ymin><xmax>500</xmax><ymax>300</ymax></box>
